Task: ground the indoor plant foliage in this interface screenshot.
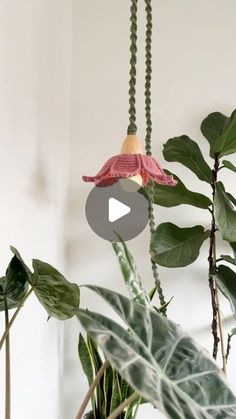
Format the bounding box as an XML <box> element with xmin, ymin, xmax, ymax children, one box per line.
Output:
<box><xmin>76</xmin><ymin>108</ymin><xmax>236</xmax><ymax>419</ymax></box>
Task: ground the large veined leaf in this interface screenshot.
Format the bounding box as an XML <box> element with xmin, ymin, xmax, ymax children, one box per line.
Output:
<box><xmin>214</xmin><ymin>182</ymin><xmax>236</xmax><ymax>243</ymax></box>
<box><xmin>200</xmin><ymin>111</ymin><xmax>228</xmax><ymax>158</ymax></box>
<box><xmin>163</xmin><ymin>135</ymin><xmax>212</xmax><ymax>183</ymax></box>
<box><xmin>150</xmin><ymin>171</ymin><xmax>211</xmax><ymax>209</ymax></box>
<box><xmin>150</xmin><ymin>223</ymin><xmax>210</xmax><ymax>267</ymax></box>
<box><xmin>211</xmin><ymin>109</ymin><xmax>236</xmax><ymax>157</ymax></box>
<box><xmin>0</xmin><ymin>247</ymin><xmax>30</xmax><ymax>311</ymax></box>
<box><xmin>76</xmin><ymin>286</ymin><xmax>236</xmax><ymax>419</ymax></box>
<box><xmin>221</xmin><ymin>242</ymin><xmax>236</xmax><ymax>266</ymax></box>
<box><xmin>112</xmin><ymin>240</ymin><xmax>151</xmax><ymax>307</ymax></box>
<box><xmin>215</xmin><ymin>265</ymin><xmax>236</xmax><ymax>318</ymax></box>
<box><xmin>31</xmin><ymin>259</ymin><xmax>80</xmax><ymax>320</ymax></box>
<box><xmin>222</xmin><ymin>160</ymin><xmax>236</xmax><ymax>173</ymax></box>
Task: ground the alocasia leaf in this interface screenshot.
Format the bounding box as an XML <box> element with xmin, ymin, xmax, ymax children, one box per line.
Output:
<box><xmin>76</xmin><ymin>286</ymin><xmax>236</xmax><ymax>419</ymax></box>
<box><xmin>31</xmin><ymin>259</ymin><xmax>80</xmax><ymax>320</ymax></box>
<box><xmin>163</xmin><ymin>135</ymin><xmax>212</xmax><ymax>183</ymax></box>
<box><xmin>112</xmin><ymin>239</ymin><xmax>151</xmax><ymax>307</ymax></box>
<box><xmin>214</xmin><ymin>182</ymin><xmax>236</xmax><ymax>243</ymax></box>
<box><xmin>150</xmin><ymin>223</ymin><xmax>210</xmax><ymax>267</ymax></box>
<box><xmin>0</xmin><ymin>247</ymin><xmax>30</xmax><ymax>311</ymax></box>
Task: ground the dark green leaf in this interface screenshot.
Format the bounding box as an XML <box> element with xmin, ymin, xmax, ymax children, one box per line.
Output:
<box><xmin>151</xmin><ymin>171</ymin><xmax>211</xmax><ymax>209</ymax></box>
<box><xmin>87</xmin><ymin>337</ymin><xmax>105</xmax><ymax>418</ymax></box>
<box><xmin>150</xmin><ymin>223</ymin><xmax>210</xmax><ymax>267</ymax></box>
<box><xmin>211</xmin><ymin>109</ymin><xmax>236</xmax><ymax>156</ymax></box>
<box><xmin>215</xmin><ymin>265</ymin><xmax>236</xmax><ymax>318</ymax></box>
<box><xmin>0</xmin><ymin>248</ymin><xmax>30</xmax><ymax>311</ymax></box>
<box><xmin>103</xmin><ymin>365</ymin><xmax>113</xmax><ymax>417</ymax></box>
<box><xmin>77</xmin><ymin>286</ymin><xmax>236</xmax><ymax>419</ymax></box>
<box><xmin>112</xmin><ymin>240</ymin><xmax>151</xmax><ymax>307</ymax></box>
<box><xmin>221</xmin><ymin>243</ymin><xmax>236</xmax><ymax>266</ymax></box>
<box><xmin>78</xmin><ymin>334</ymin><xmax>94</xmax><ymax>386</ymax></box>
<box><xmin>163</xmin><ymin>135</ymin><xmax>212</xmax><ymax>183</ymax></box>
<box><xmin>215</xmin><ymin>182</ymin><xmax>236</xmax><ymax>243</ymax></box>
<box><xmin>222</xmin><ymin>160</ymin><xmax>236</xmax><ymax>173</ymax></box>
<box><xmin>201</xmin><ymin>112</ymin><xmax>228</xmax><ymax>158</ymax></box>
<box><xmin>31</xmin><ymin>260</ymin><xmax>80</xmax><ymax>320</ymax></box>
<box><xmin>110</xmin><ymin>371</ymin><xmax>122</xmax><ymax>414</ymax></box>
<box><xmin>226</xmin><ymin>192</ymin><xmax>236</xmax><ymax>207</ymax></box>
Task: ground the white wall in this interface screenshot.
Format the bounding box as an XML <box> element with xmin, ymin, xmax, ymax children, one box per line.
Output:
<box><xmin>1</xmin><ymin>1</ymin><xmax>236</xmax><ymax>419</ymax></box>
<box><xmin>64</xmin><ymin>1</ymin><xmax>236</xmax><ymax>418</ymax></box>
<box><xmin>0</xmin><ymin>1</ymin><xmax>72</xmax><ymax>418</ymax></box>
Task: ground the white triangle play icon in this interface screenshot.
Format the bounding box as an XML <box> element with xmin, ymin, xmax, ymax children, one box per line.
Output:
<box><xmin>108</xmin><ymin>197</ymin><xmax>131</xmax><ymax>223</ymax></box>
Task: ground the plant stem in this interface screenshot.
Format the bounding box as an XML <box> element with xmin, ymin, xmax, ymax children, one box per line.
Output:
<box><xmin>215</xmin><ymin>288</ymin><xmax>227</xmax><ymax>373</ymax></box>
<box><xmin>106</xmin><ymin>393</ymin><xmax>139</xmax><ymax>419</ymax></box>
<box><xmin>0</xmin><ymin>288</ymin><xmax>33</xmax><ymax>351</ymax></box>
<box><xmin>208</xmin><ymin>154</ymin><xmax>226</xmax><ymax>373</ymax></box>
<box><xmin>4</xmin><ymin>298</ymin><xmax>11</xmax><ymax>419</ymax></box>
<box><xmin>226</xmin><ymin>333</ymin><xmax>233</xmax><ymax>363</ymax></box>
<box><xmin>75</xmin><ymin>360</ymin><xmax>109</xmax><ymax>419</ymax></box>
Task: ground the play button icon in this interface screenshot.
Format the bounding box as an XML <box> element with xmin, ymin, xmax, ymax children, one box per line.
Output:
<box><xmin>108</xmin><ymin>198</ymin><xmax>131</xmax><ymax>222</ymax></box>
<box><xmin>85</xmin><ymin>180</ymin><xmax>149</xmax><ymax>241</ymax></box>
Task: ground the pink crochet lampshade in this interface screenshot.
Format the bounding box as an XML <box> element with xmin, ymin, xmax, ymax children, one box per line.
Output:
<box><xmin>82</xmin><ymin>134</ymin><xmax>177</xmax><ymax>188</ymax></box>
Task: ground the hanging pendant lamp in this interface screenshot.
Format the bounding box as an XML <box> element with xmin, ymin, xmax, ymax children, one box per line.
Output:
<box><xmin>82</xmin><ymin>0</ymin><xmax>177</xmax><ymax>190</ymax></box>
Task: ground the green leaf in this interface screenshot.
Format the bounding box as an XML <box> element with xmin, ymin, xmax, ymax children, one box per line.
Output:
<box><xmin>150</xmin><ymin>223</ymin><xmax>210</xmax><ymax>267</ymax></box>
<box><xmin>0</xmin><ymin>248</ymin><xmax>30</xmax><ymax>311</ymax></box>
<box><xmin>231</xmin><ymin>328</ymin><xmax>236</xmax><ymax>336</ymax></box>
<box><xmin>110</xmin><ymin>371</ymin><xmax>122</xmax><ymax>414</ymax></box>
<box><xmin>201</xmin><ymin>112</ymin><xmax>228</xmax><ymax>158</ymax></box>
<box><xmin>31</xmin><ymin>260</ymin><xmax>80</xmax><ymax>320</ymax></box>
<box><xmin>215</xmin><ymin>182</ymin><xmax>236</xmax><ymax>243</ymax></box>
<box><xmin>150</xmin><ymin>171</ymin><xmax>211</xmax><ymax>209</ymax></box>
<box><xmin>77</xmin><ymin>286</ymin><xmax>236</xmax><ymax>419</ymax></box>
<box><xmin>222</xmin><ymin>160</ymin><xmax>236</xmax><ymax>173</ymax></box>
<box><xmin>87</xmin><ymin>337</ymin><xmax>105</xmax><ymax>418</ymax></box>
<box><xmin>211</xmin><ymin>109</ymin><xmax>236</xmax><ymax>157</ymax></box>
<box><xmin>78</xmin><ymin>334</ymin><xmax>94</xmax><ymax>386</ymax></box>
<box><xmin>103</xmin><ymin>365</ymin><xmax>113</xmax><ymax>417</ymax></box>
<box><xmin>112</xmin><ymin>240</ymin><xmax>151</xmax><ymax>307</ymax></box>
<box><xmin>226</xmin><ymin>192</ymin><xmax>236</xmax><ymax>207</ymax></box>
<box><xmin>215</xmin><ymin>265</ymin><xmax>236</xmax><ymax>318</ymax></box>
<box><xmin>163</xmin><ymin>135</ymin><xmax>212</xmax><ymax>183</ymax></box>
<box><xmin>221</xmin><ymin>242</ymin><xmax>236</xmax><ymax>266</ymax></box>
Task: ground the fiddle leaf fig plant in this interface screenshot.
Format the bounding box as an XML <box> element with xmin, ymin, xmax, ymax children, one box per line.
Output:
<box><xmin>76</xmin><ymin>108</ymin><xmax>236</xmax><ymax>419</ymax></box>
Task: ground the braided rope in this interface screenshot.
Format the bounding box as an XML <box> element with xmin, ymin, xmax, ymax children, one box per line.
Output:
<box><xmin>127</xmin><ymin>0</ymin><xmax>138</xmax><ymax>135</ymax></box>
<box><xmin>144</xmin><ymin>0</ymin><xmax>167</xmax><ymax>314</ymax></box>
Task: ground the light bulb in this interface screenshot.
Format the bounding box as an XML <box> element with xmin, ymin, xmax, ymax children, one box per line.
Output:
<box><xmin>119</xmin><ymin>174</ymin><xmax>143</xmax><ymax>192</ymax></box>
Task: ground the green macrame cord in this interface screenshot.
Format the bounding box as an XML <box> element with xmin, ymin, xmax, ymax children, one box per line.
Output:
<box><xmin>127</xmin><ymin>0</ymin><xmax>138</xmax><ymax>135</ymax></box>
<box><xmin>127</xmin><ymin>0</ymin><xmax>167</xmax><ymax>313</ymax></box>
<box><xmin>144</xmin><ymin>0</ymin><xmax>167</xmax><ymax>314</ymax></box>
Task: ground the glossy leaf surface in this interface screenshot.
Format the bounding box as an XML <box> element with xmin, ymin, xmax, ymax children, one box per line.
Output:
<box><xmin>32</xmin><ymin>259</ymin><xmax>80</xmax><ymax>320</ymax></box>
<box><xmin>201</xmin><ymin>112</ymin><xmax>228</xmax><ymax>158</ymax></box>
<box><xmin>150</xmin><ymin>223</ymin><xmax>210</xmax><ymax>267</ymax></box>
<box><xmin>77</xmin><ymin>286</ymin><xmax>236</xmax><ymax>419</ymax></box>
<box><xmin>112</xmin><ymin>240</ymin><xmax>151</xmax><ymax>307</ymax></box>
<box><xmin>222</xmin><ymin>160</ymin><xmax>236</xmax><ymax>173</ymax></box>
<box><xmin>215</xmin><ymin>182</ymin><xmax>236</xmax><ymax>243</ymax></box>
<box><xmin>0</xmin><ymin>247</ymin><xmax>30</xmax><ymax>311</ymax></box>
<box><xmin>215</xmin><ymin>265</ymin><xmax>236</xmax><ymax>318</ymax></box>
<box><xmin>151</xmin><ymin>171</ymin><xmax>211</xmax><ymax>209</ymax></box>
<box><xmin>163</xmin><ymin>135</ymin><xmax>212</xmax><ymax>183</ymax></box>
<box><xmin>211</xmin><ymin>109</ymin><xmax>236</xmax><ymax>157</ymax></box>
